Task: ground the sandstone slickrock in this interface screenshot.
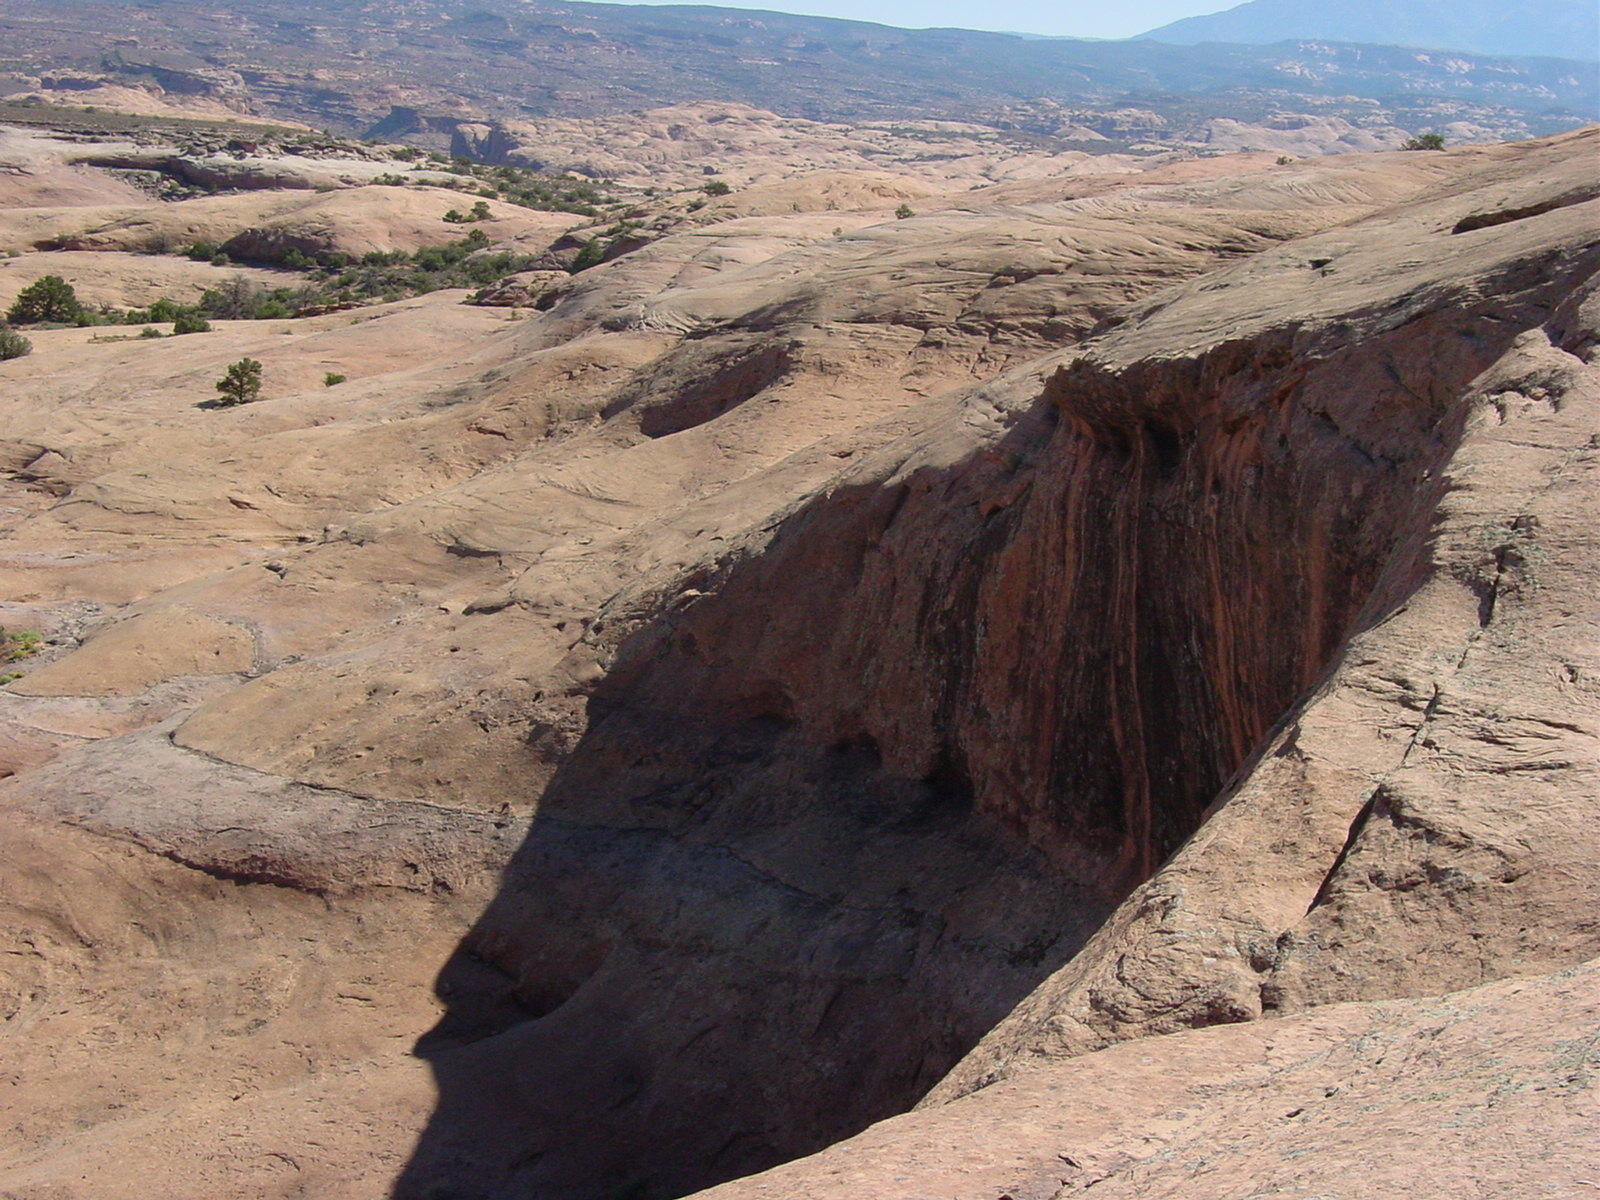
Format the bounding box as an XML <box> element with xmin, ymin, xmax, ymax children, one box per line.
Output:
<box><xmin>694</xmin><ymin>960</ymin><xmax>1600</xmax><ymax>1200</ymax></box>
<box><xmin>0</xmin><ymin>122</ymin><xmax>1595</xmax><ymax>1200</ymax></box>
<box><xmin>0</xmin><ymin>249</ymin><xmax>288</xmax><ymax>310</ymax></box>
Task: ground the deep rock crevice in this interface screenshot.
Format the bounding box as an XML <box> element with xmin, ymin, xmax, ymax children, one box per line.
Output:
<box><xmin>389</xmin><ymin>268</ymin><xmax>1574</xmax><ymax>1199</ymax></box>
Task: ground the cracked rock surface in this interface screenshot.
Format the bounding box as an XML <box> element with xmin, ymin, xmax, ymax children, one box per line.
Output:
<box><xmin>0</xmin><ymin>125</ymin><xmax>1596</xmax><ymax>1199</ymax></box>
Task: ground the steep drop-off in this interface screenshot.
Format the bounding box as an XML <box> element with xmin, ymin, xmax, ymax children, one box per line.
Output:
<box><xmin>396</xmin><ymin>136</ymin><xmax>1599</xmax><ymax>1197</ymax></box>
<box><xmin>0</xmin><ymin>129</ymin><xmax>1595</xmax><ymax>1200</ymax></box>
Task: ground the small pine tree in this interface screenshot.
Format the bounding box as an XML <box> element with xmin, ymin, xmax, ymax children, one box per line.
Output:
<box><xmin>7</xmin><ymin>275</ymin><xmax>82</xmax><ymax>324</ymax></box>
<box><xmin>1402</xmin><ymin>133</ymin><xmax>1446</xmax><ymax>151</ymax></box>
<box><xmin>894</xmin><ymin>203</ymin><xmax>915</xmax><ymax>220</ymax></box>
<box><xmin>470</xmin><ymin>200</ymin><xmax>492</xmax><ymax>221</ymax></box>
<box><xmin>214</xmin><ymin>358</ymin><xmax>264</xmax><ymax>407</ymax></box>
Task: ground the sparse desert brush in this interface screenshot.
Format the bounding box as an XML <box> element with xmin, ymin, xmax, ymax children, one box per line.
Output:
<box><xmin>1</xmin><ymin>627</ymin><xmax>42</xmax><ymax>662</ymax></box>
<box><xmin>0</xmin><ymin>325</ymin><xmax>31</xmax><ymax>360</ymax></box>
<box><xmin>570</xmin><ymin>237</ymin><xmax>607</xmax><ymax>272</ymax></box>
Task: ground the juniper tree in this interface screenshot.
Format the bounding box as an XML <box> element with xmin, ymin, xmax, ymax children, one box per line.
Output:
<box><xmin>7</xmin><ymin>275</ymin><xmax>81</xmax><ymax>324</ymax></box>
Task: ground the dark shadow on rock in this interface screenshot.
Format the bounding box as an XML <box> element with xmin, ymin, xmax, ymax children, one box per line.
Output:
<box><xmin>387</xmin><ymin>386</ymin><xmax>1131</xmax><ymax>1200</ymax></box>
<box><xmin>391</xmin><ymin>708</ymin><xmax>1109</xmax><ymax>1200</ymax></box>
<box><xmin>390</xmin><ymin>260</ymin><xmax>1566</xmax><ymax>1199</ymax></box>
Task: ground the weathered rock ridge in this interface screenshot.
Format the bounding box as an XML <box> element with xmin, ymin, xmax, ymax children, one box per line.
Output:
<box><xmin>0</xmin><ymin>128</ymin><xmax>1595</xmax><ymax>1199</ymax></box>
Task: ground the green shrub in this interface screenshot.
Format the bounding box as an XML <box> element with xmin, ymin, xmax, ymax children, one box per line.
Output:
<box><xmin>0</xmin><ymin>326</ymin><xmax>31</xmax><ymax>360</ymax></box>
<box><xmin>324</xmin><ymin>372</ymin><xmax>347</xmax><ymax>386</ymax></box>
<box><xmin>139</xmin><ymin>326</ymin><xmax>164</xmax><ymax>338</ymax></box>
<box><xmin>172</xmin><ymin>311</ymin><xmax>211</xmax><ymax>335</ymax></box>
<box><xmin>197</xmin><ymin>276</ymin><xmax>262</xmax><ymax>320</ymax></box>
<box><xmin>443</xmin><ymin>208</ymin><xmax>468</xmax><ymax>223</ymax></box>
<box><xmin>1</xmin><ymin>627</ymin><xmax>42</xmax><ymax>662</ymax></box>
<box><xmin>186</xmin><ymin>241</ymin><xmax>219</xmax><ymax>261</ymax></box>
<box><xmin>569</xmin><ymin>237</ymin><xmax>606</xmax><ymax>273</ymax></box>
<box><xmin>182</xmin><ymin>232</ymin><xmax>542</xmax><ymax>319</ymax></box>
<box><xmin>701</xmin><ymin>180</ymin><xmax>732</xmax><ymax>197</ymax></box>
<box><xmin>1402</xmin><ymin>133</ymin><xmax>1446</xmax><ymax>151</ymax></box>
<box><xmin>894</xmin><ymin>203</ymin><xmax>915</xmax><ymax>220</ymax></box>
<box><xmin>7</xmin><ymin>275</ymin><xmax>82</xmax><ymax>324</ymax></box>
<box><xmin>567</xmin><ymin>220</ymin><xmax>644</xmax><ymax>274</ymax></box>
<box><xmin>214</xmin><ymin>357</ymin><xmax>264</xmax><ymax>407</ymax></box>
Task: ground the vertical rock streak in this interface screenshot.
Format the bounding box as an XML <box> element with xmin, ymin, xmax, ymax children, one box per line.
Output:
<box><xmin>896</xmin><ymin>333</ymin><xmax>1449</xmax><ymax>891</ymax></box>
<box><xmin>400</xmin><ymin>182</ymin><xmax>1598</xmax><ymax>1197</ymax></box>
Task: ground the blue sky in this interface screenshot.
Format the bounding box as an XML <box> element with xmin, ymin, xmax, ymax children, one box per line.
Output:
<box><xmin>608</xmin><ymin>1</ymin><xmax>1238</xmax><ymax>40</ymax></box>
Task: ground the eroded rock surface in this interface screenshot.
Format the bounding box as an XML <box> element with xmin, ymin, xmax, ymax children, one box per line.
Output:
<box><xmin>695</xmin><ymin>960</ymin><xmax>1600</xmax><ymax>1200</ymax></box>
<box><xmin>0</xmin><ymin>125</ymin><xmax>1595</xmax><ymax>1199</ymax></box>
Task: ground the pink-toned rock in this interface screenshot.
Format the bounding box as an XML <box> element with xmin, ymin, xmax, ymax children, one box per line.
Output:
<box><xmin>0</xmin><ymin>119</ymin><xmax>1595</xmax><ymax>1200</ymax></box>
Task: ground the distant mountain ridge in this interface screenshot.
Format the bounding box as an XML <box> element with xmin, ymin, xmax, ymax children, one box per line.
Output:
<box><xmin>0</xmin><ymin>0</ymin><xmax>1593</xmax><ymax>150</ymax></box>
<box><xmin>1142</xmin><ymin>0</ymin><xmax>1600</xmax><ymax>61</ymax></box>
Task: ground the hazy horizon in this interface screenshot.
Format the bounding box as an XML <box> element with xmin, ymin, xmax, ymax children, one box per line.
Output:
<box><xmin>583</xmin><ymin>0</ymin><xmax>1236</xmax><ymax>40</ymax></box>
